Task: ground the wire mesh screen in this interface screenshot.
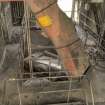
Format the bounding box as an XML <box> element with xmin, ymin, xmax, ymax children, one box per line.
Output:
<box><xmin>78</xmin><ymin>0</ymin><xmax>105</xmax><ymax>57</ymax></box>
<box><xmin>10</xmin><ymin>1</ymin><xmax>24</xmax><ymax>26</ymax></box>
<box><xmin>0</xmin><ymin>0</ymin><xmax>96</xmax><ymax>105</ymax></box>
<box><xmin>0</xmin><ymin>76</ymin><xmax>95</xmax><ymax>105</ymax></box>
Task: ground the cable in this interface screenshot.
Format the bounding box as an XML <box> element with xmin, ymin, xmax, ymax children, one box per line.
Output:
<box><xmin>35</xmin><ymin>0</ymin><xmax>57</xmax><ymax>15</ymax></box>
<box><xmin>31</xmin><ymin>38</ymin><xmax>80</xmax><ymax>50</ymax></box>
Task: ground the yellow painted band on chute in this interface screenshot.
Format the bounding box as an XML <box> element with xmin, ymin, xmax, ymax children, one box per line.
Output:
<box><xmin>38</xmin><ymin>15</ymin><xmax>52</xmax><ymax>27</ymax></box>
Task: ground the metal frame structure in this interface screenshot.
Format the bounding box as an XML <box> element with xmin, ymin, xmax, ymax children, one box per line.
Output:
<box><xmin>1</xmin><ymin>0</ymin><xmax>103</xmax><ymax>105</ymax></box>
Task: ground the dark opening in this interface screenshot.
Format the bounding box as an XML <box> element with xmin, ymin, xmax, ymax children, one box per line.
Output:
<box><xmin>10</xmin><ymin>1</ymin><xmax>24</xmax><ymax>26</ymax></box>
